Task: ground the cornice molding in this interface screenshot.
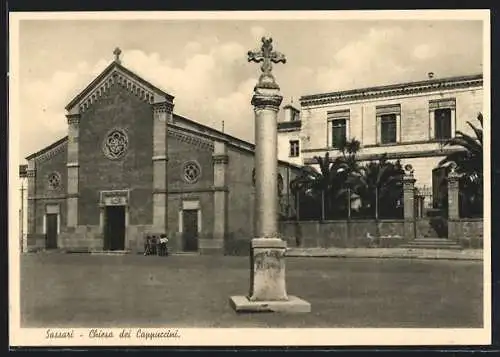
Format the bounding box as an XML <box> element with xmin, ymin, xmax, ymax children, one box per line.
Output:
<box><xmin>28</xmin><ymin>194</ymin><xmax>67</xmax><ymax>200</ymax></box>
<box><xmin>302</xmin><ymin>148</ymin><xmax>464</xmax><ymax>164</ymax></box>
<box><xmin>66</xmin><ymin>61</ymin><xmax>174</xmax><ymax>112</ymax></box>
<box><xmin>300</xmin><ymin>74</ymin><xmax>483</xmax><ymax>107</ymax></box>
<box><xmin>78</xmin><ymin>71</ymin><xmax>157</xmax><ymax>113</ymax></box>
<box><xmin>168</xmin><ymin>127</ymin><xmax>214</xmax><ymax>151</ymax></box>
<box><xmin>302</xmin><ymin>139</ymin><xmax>460</xmax><ymax>153</ymax></box>
<box><xmin>152</xmin><ymin>155</ymin><xmax>169</xmax><ymax>162</ymax></box>
<box><xmin>35</xmin><ymin>141</ymin><xmax>67</xmax><ymax>164</ymax></box>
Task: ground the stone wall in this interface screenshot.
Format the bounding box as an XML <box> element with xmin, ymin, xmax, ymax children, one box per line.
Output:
<box><xmin>166</xmin><ymin>193</ymin><xmax>214</xmax><ymax>254</ymax></box>
<box><xmin>78</xmin><ymin>84</ymin><xmax>154</xmax><ymax>226</ymax></box>
<box><xmin>279</xmin><ymin>220</ymin><xmax>405</xmax><ymax>248</ymax></box>
<box><xmin>449</xmin><ymin>218</ymin><xmax>484</xmax><ymax>248</ymax></box>
<box><xmin>225</xmin><ymin>147</ymin><xmax>255</xmax><ymax>256</ymax></box>
<box><xmin>33</xmin><ymin>143</ymin><xmax>68</xmax><ymax>235</ymax></box>
<box><xmin>167</xmin><ymin>134</ymin><xmax>214</xmax><ymax>192</ymax></box>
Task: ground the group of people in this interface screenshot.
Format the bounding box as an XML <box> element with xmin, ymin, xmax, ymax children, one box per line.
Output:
<box><xmin>144</xmin><ymin>234</ymin><xmax>169</xmax><ymax>256</ymax></box>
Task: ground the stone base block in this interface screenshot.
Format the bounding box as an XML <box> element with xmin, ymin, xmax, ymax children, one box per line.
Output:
<box><xmin>229</xmin><ymin>295</ymin><xmax>311</xmax><ymax>313</ymax></box>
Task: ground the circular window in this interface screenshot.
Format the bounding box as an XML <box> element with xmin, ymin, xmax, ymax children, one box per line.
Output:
<box><xmin>102</xmin><ymin>128</ymin><xmax>129</xmax><ymax>160</ymax></box>
<box><xmin>182</xmin><ymin>161</ymin><xmax>202</xmax><ymax>184</ymax></box>
<box><xmin>48</xmin><ymin>172</ymin><xmax>61</xmax><ymax>189</ymax></box>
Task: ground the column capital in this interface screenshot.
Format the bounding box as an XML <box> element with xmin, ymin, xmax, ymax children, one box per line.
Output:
<box><xmin>402</xmin><ymin>174</ymin><xmax>416</xmax><ymax>189</ymax></box>
<box><xmin>153</xmin><ymin>101</ymin><xmax>174</xmax><ymax>114</ymax></box>
<box><xmin>66</xmin><ymin>113</ymin><xmax>81</xmax><ymax>125</ymax></box>
<box><xmin>212</xmin><ymin>154</ymin><xmax>229</xmax><ymax>165</ymax></box>
<box><xmin>26</xmin><ymin>169</ymin><xmax>36</xmax><ymax>177</ymax></box>
<box><xmin>251</xmin><ymin>92</ymin><xmax>283</xmax><ymax>111</ymax></box>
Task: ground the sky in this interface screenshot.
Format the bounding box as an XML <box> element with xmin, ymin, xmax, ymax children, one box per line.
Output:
<box><xmin>15</xmin><ymin>14</ymin><xmax>484</xmax><ymax>159</ymax></box>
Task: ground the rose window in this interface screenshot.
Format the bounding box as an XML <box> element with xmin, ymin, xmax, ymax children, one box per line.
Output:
<box><xmin>48</xmin><ymin>172</ymin><xmax>61</xmax><ymax>189</ymax></box>
<box><xmin>102</xmin><ymin>129</ymin><xmax>128</xmax><ymax>160</ymax></box>
<box><xmin>183</xmin><ymin>161</ymin><xmax>201</xmax><ymax>184</ymax></box>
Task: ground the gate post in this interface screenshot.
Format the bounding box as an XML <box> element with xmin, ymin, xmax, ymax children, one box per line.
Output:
<box><xmin>403</xmin><ymin>165</ymin><xmax>416</xmax><ymax>241</ymax></box>
<box><xmin>447</xmin><ymin>164</ymin><xmax>461</xmax><ymax>241</ymax></box>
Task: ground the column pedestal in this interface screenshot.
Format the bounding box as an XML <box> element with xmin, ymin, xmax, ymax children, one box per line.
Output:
<box><xmin>230</xmin><ymin>238</ymin><xmax>310</xmax><ymax>312</ymax></box>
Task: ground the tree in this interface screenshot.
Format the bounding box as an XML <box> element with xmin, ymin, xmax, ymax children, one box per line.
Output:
<box><xmin>347</xmin><ymin>154</ymin><xmax>404</xmax><ymax>219</ymax></box>
<box><xmin>439</xmin><ymin>112</ymin><xmax>483</xmax><ymax>217</ymax></box>
<box><xmin>290</xmin><ymin>138</ymin><xmax>362</xmax><ymax>220</ymax></box>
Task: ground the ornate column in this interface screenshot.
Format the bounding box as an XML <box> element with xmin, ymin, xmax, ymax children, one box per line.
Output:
<box><xmin>402</xmin><ymin>164</ymin><xmax>416</xmax><ymax>241</ymax></box>
<box><xmin>229</xmin><ymin>37</ymin><xmax>310</xmax><ymax>313</ymax></box>
<box><xmin>66</xmin><ymin>113</ymin><xmax>80</xmax><ymax>227</ymax></box>
<box><xmin>152</xmin><ymin>100</ymin><xmax>174</xmax><ymax>233</ymax></box>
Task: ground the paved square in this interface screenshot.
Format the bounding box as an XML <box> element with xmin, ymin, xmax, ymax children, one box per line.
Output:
<box><xmin>20</xmin><ymin>254</ymin><xmax>483</xmax><ymax>328</ymax></box>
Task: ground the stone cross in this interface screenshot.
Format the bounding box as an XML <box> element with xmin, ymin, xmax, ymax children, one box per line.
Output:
<box><xmin>247</xmin><ymin>37</ymin><xmax>286</xmax><ymax>89</ymax></box>
<box><xmin>113</xmin><ymin>47</ymin><xmax>122</xmax><ymax>64</ymax></box>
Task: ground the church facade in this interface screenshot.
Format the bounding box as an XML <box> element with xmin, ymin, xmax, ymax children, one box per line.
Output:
<box><xmin>23</xmin><ymin>52</ymin><xmax>301</xmax><ymax>255</ymax></box>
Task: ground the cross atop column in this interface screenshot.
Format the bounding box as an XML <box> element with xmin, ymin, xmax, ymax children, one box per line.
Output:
<box><xmin>248</xmin><ymin>37</ymin><xmax>286</xmax><ymax>89</ymax></box>
<box><xmin>113</xmin><ymin>47</ymin><xmax>122</xmax><ymax>64</ymax></box>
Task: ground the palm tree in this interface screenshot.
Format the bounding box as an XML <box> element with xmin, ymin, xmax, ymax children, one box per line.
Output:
<box><xmin>439</xmin><ymin>112</ymin><xmax>483</xmax><ymax>216</ymax></box>
<box><xmin>290</xmin><ymin>138</ymin><xmax>362</xmax><ymax>220</ymax></box>
<box><xmin>347</xmin><ymin>155</ymin><xmax>404</xmax><ymax>219</ymax></box>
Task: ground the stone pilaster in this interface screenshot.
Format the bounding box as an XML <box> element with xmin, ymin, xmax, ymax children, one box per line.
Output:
<box><xmin>403</xmin><ymin>171</ymin><xmax>416</xmax><ymax>241</ymax></box>
<box><xmin>152</xmin><ymin>100</ymin><xmax>174</xmax><ymax>232</ymax></box>
<box><xmin>26</xmin><ymin>160</ymin><xmax>36</xmax><ymax>234</ymax></box>
<box><xmin>66</xmin><ymin>113</ymin><xmax>80</xmax><ymax>227</ymax></box>
<box><xmin>204</xmin><ymin>141</ymin><xmax>228</xmax><ymax>254</ymax></box>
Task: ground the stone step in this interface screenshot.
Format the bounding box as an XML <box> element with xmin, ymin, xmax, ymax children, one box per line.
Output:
<box><xmin>400</xmin><ymin>245</ymin><xmax>463</xmax><ymax>250</ymax></box>
<box><xmin>412</xmin><ymin>238</ymin><xmax>455</xmax><ymax>243</ymax></box>
<box><xmin>89</xmin><ymin>250</ymin><xmax>131</xmax><ymax>255</ymax></box>
<box><xmin>406</xmin><ymin>243</ymin><xmax>461</xmax><ymax>247</ymax></box>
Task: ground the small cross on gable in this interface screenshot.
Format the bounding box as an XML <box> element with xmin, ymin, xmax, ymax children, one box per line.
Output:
<box><xmin>113</xmin><ymin>47</ymin><xmax>122</xmax><ymax>64</ymax></box>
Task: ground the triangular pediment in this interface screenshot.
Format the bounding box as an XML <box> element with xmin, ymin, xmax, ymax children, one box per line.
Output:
<box><xmin>65</xmin><ymin>61</ymin><xmax>174</xmax><ymax>114</ymax></box>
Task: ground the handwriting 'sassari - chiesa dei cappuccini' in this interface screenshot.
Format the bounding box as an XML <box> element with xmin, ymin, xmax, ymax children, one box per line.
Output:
<box><xmin>23</xmin><ymin>49</ymin><xmax>301</xmax><ymax>255</ymax></box>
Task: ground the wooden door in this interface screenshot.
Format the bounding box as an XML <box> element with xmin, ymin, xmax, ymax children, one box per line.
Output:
<box><xmin>182</xmin><ymin>209</ymin><xmax>198</xmax><ymax>252</ymax></box>
<box><xmin>45</xmin><ymin>214</ymin><xmax>58</xmax><ymax>249</ymax></box>
<box><xmin>104</xmin><ymin>206</ymin><xmax>126</xmax><ymax>251</ymax></box>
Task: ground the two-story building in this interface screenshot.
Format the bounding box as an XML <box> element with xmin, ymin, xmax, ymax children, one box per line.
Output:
<box><xmin>278</xmin><ymin>73</ymin><xmax>484</xmax><ymax>194</ymax></box>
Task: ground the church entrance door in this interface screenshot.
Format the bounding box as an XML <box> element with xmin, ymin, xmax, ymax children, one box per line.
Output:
<box><xmin>104</xmin><ymin>206</ymin><xmax>126</xmax><ymax>251</ymax></box>
<box><xmin>182</xmin><ymin>209</ymin><xmax>198</xmax><ymax>252</ymax></box>
<box><xmin>45</xmin><ymin>214</ymin><xmax>58</xmax><ymax>249</ymax></box>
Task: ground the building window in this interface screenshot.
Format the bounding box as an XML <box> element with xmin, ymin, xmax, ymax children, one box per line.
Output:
<box><xmin>429</xmin><ymin>98</ymin><xmax>456</xmax><ymax>141</ymax></box>
<box><xmin>102</xmin><ymin>128</ymin><xmax>129</xmax><ymax>160</ymax></box>
<box><xmin>327</xmin><ymin>110</ymin><xmax>350</xmax><ymax>148</ymax></box>
<box><xmin>376</xmin><ymin>104</ymin><xmax>401</xmax><ymax>145</ymax></box>
<box><xmin>331</xmin><ymin>119</ymin><xmax>347</xmax><ymax>148</ymax></box>
<box><xmin>182</xmin><ymin>160</ymin><xmax>202</xmax><ymax>184</ymax></box>
<box><xmin>289</xmin><ymin>140</ymin><xmax>300</xmax><ymax>157</ymax></box>
<box><xmin>47</xmin><ymin>172</ymin><xmax>61</xmax><ymax>190</ymax></box>
<box><xmin>434</xmin><ymin>108</ymin><xmax>452</xmax><ymax>140</ymax></box>
<box><xmin>380</xmin><ymin>114</ymin><xmax>397</xmax><ymax>144</ymax></box>
<box><xmin>291</xmin><ymin>110</ymin><xmax>300</xmax><ymax>121</ymax></box>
